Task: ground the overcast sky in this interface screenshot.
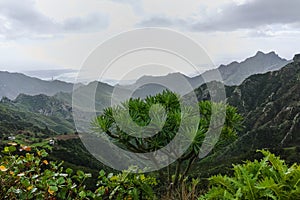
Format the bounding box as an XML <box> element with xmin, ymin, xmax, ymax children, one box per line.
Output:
<box><xmin>0</xmin><ymin>0</ymin><xmax>299</xmax><ymax>76</ymax></box>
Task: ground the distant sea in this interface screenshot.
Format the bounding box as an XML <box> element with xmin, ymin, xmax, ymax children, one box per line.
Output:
<box><xmin>22</xmin><ymin>69</ymin><xmax>78</xmax><ymax>83</ymax></box>
<box><xmin>21</xmin><ymin>69</ymin><xmax>135</xmax><ymax>86</ymax></box>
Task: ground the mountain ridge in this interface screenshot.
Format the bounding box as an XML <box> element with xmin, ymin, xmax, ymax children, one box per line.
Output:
<box><xmin>0</xmin><ymin>51</ymin><xmax>290</xmax><ymax>100</ymax></box>
<box><xmin>0</xmin><ymin>71</ymin><xmax>73</xmax><ymax>99</ymax></box>
<box><xmin>196</xmin><ymin>51</ymin><xmax>290</xmax><ymax>86</ymax></box>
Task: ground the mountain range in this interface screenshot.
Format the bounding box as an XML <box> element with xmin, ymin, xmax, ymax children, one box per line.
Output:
<box><xmin>0</xmin><ymin>51</ymin><xmax>290</xmax><ymax>100</ymax></box>
<box><xmin>122</xmin><ymin>51</ymin><xmax>290</xmax><ymax>98</ymax></box>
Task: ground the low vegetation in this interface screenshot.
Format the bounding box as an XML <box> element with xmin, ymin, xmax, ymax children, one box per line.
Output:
<box><xmin>0</xmin><ymin>144</ymin><xmax>157</xmax><ymax>199</ymax></box>
<box><xmin>1</xmin><ymin>144</ymin><xmax>300</xmax><ymax>199</ymax></box>
<box><xmin>201</xmin><ymin>150</ymin><xmax>300</xmax><ymax>199</ymax></box>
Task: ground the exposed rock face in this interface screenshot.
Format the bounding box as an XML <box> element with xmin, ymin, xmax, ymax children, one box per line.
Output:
<box><xmin>224</xmin><ymin>57</ymin><xmax>300</xmax><ymax>153</ymax></box>
<box><xmin>293</xmin><ymin>54</ymin><xmax>300</xmax><ymax>63</ymax></box>
<box><xmin>188</xmin><ymin>56</ymin><xmax>300</xmax><ymax>178</ymax></box>
<box><xmin>196</xmin><ymin>54</ymin><xmax>300</xmax><ymax>149</ymax></box>
<box><xmin>14</xmin><ymin>94</ymin><xmax>73</xmax><ymax>120</ymax></box>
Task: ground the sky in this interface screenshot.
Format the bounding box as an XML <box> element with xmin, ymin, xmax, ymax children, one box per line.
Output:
<box><xmin>0</xmin><ymin>0</ymin><xmax>300</xmax><ymax>81</ymax></box>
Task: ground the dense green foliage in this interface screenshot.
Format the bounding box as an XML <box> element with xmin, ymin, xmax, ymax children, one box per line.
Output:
<box><xmin>1</xmin><ymin>145</ymin><xmax>299</xmax><ymax>199</ymax></box>
<box><xmin>0</xmin><ymin>145</ymin><xmax>94</xmax><ymax>199</ymax></box>
<box><xmin>0</xmin><ymin>145</ymin><xmax>157</xmax><ymax>200</ymax></box>
<box><xmin>200</xmin><ymin>150</ymin><xmax>300</xmax><ymax>200</ymax></box>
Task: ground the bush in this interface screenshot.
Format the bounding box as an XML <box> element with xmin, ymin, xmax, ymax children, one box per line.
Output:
<box><xmin>0</xmin><ymin>145</ymin><xmax>93</xmax><ymax>199</ymax></box>
<box><xmin>95</xmin><ymin>168</ymin><xmax>157</xmax><ymax>199</ymax></box>
<box><xmin>0</xmin><ymin>144</ymin><xmax>157</xmax><ymax>200</ymax></box>
<box><xmin>199</xmin><ymin>150</ymin><xmax>300</xmax><ymax>200</ymax></box>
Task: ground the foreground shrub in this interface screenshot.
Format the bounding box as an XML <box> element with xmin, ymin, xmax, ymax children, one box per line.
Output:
<box><xmin>95</xmin><ymin>168</ymin><xmax>157</xmax><ymax>199</ymax></box>
<box><xmin>0</xmin><ymin>145</ymin><xmax>157</xmax><ymax>200</ymax></box>
<box><xmin>0</xmin><ymin>145</ymin><xmax>94</xmax><ymax>199</ymax></box>
<box><xmin>199</xmin><ymin>150</ymin><xmax>300</xmax><ymax>200</ymax></box>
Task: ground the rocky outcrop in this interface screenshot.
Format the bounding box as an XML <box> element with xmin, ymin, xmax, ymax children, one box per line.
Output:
<box><xmin>195</xmin><ymin>53</ymin><xmax>300</xmax><ymax>156</ymax></box>
<box><xmin>293</xmin><ymin>54</ymin><xmax>300</xmax><ymax>63</ymax></box>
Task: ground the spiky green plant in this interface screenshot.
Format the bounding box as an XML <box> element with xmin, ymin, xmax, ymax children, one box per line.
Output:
<box><xmin>199</xmin><ymin>150</ymin><xmax>300</xmax><ymax>200</ymax></box>
<box><xmin>93</xmin><ymin>90</ymin><xmax>243</xmax><ymax>189</ymax></box>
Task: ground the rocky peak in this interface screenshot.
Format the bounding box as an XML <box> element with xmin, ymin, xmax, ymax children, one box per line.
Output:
<box><xmin>255</xmin><ymin>51</ymin><xmax>265</xmax><ymax>56</ymax></box>
<box><xmin>254</xmin><ymin>51</ymin><xmax>277</xmax><ymax>58</ymax></box>
<box><xmin>293</xmin><ymin>54</ymin><xmax>300</xmax><ymax>63</ymax></box>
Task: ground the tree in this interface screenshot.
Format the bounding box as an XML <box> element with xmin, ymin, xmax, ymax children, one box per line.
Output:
<box><xmin>93</xmin><ymin>90</ymin><xmax>243</xmax><ymax>190</ymax></box>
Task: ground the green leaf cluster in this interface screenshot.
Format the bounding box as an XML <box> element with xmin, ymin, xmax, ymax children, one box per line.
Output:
<box><xmin>0</xmin><ymin>145</ymin><xmax>157</xmax><ymax>200</ymax></box>
<box><xmin>200</xmin><ymin>150</ymin><xmax>300</xmax><ymax>200</ymax></box>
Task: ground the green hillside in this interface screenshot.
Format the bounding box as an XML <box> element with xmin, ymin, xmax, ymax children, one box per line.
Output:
<box><xmin>192</xmin><ymin>54</ymin><xmax>300</xmax><ymax>177</ymax></box>
<box><xmin>0</xmin><ymin>95</ymin><xmax>74</xmax><ymax>135</ymax></box>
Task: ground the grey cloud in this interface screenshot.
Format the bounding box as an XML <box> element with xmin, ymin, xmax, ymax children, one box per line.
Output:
<box><xmin>191</xmin><ymin>0</ymin><xmax>300</xmax><ymax>32</ymax></box>
<box><xmin>137</xmin><ymin>16</ymin><xmax>175</xmax><ymax>27</ymax></box>
<box><xmin>0</xmin><ymin>0</ymin><xmax>109</xmax><ymax>39</ymax></box>
<box><xmin>138</xmin><ymin>0</ymin><xmax>300</xmax><ymax>32</ymax></box>
<box><xmin>246</xmin><ymin>30</ymin><xmax>275</xmax><ymax>38</ymax></box>
<box><xmin>62</xmin><ymin>13</ymin><xmax>108</xmax><ymax>32</ymax></box>
<box><xmin>110</xmin><ymin>0</ymin><xmax>143</xmax><ymax>15</ymax></box>
<box><xmin>110</xmin><ymin>0</ymin><xmax>137</xmax><ymax>5</ymax></box>
<box><xmin>137</xmin><ymin>16</ymin><xmax>188</xmax><ymax>29</ymax></box>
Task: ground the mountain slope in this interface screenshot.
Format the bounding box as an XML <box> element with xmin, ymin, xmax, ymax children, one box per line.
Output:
<box><xmin>14</xmin><ymin>94</ymin><xmax>73</xmax><ymax>120</ymax></box>
<box><xmin>0</xmin><ymin>95</ymin><xmax>105</xmax><ymax>182</ymax></box>
<box><xmin>227</xmin><ymin>54</ymin><xmax>300</xmax><ymax>147</ymax></box>
<box><xmin>0</xmin><ymin>71</ymin><xmax>73</xmax><ymax>99</ymax></box>
<box><xmin>192</xmin><ymin>54</ymin><xmax>300</xmax><ymax>177</ymax></box>
<box><xmin>0</xmin><ymin>99</ymin><xmax>56</xmax><ymax>141</ymax></box>
<box><xmin>0</xmin><ymin>94</ymin><xmax>75</xmax><ymax>135</ymax></box>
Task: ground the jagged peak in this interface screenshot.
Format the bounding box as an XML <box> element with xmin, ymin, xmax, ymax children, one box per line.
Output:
<box><xmin>255</xmin><ymin>51</ymin><xmax>277</xmax><ymax>57</ymax></box>
<box><xmin>293</xmin><ymin>54</ymin><xmax>300</xmax><ymax>63</ymax></box>
<box><xmin>268</xmin><ymin>51</ymin><xmax>277</xmax><ymax>55</ymax></box>
<box><xmin>255</xmin><ymin>51</ymin><xmax>265</xmax><ymax>56</ymax></box>
<box><xmin>230</xmin><ymin>61</ymin><xmax>239</xmax><ymax>65</ymax></box>
<box><xmin>242</xmin><ymin>51</ymin><xmax>284</xmax><ymax>64</ymax></box>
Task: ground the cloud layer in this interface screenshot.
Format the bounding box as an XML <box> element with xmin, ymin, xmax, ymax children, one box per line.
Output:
<box><xmin>138</xmin><ymin>0</ymin><xmax>300</xmax><ymax>32</ymax></box>
<box><xmin>0</xmin><ymin>0</ymin><xmax>109</xmax><ymax>39</ymax></box>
